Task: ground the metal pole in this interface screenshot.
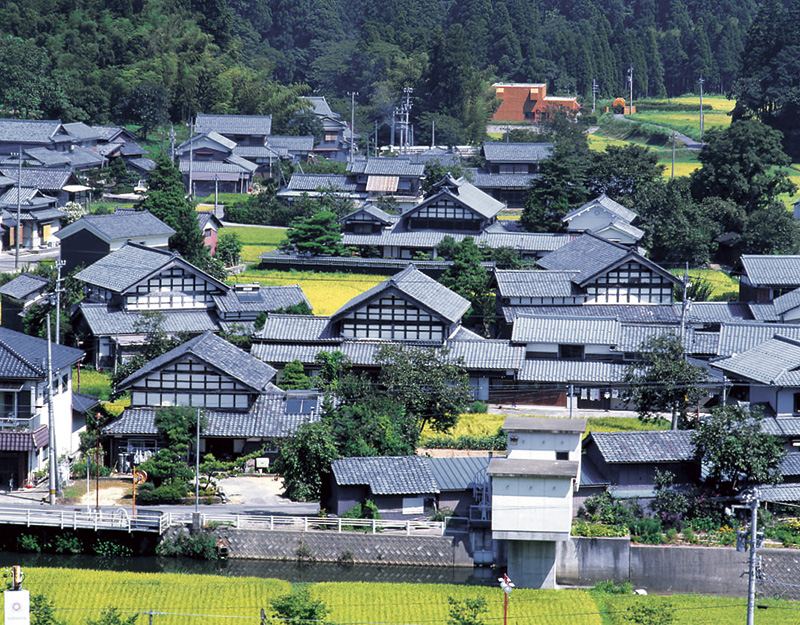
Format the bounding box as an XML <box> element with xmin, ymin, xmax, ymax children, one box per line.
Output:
<box><xmin>15</xmin><ymin>143</ymin><xmax>22</xmax><ymax>271</ymax></box>
<box><xmin>722</xmin><ymin>375</ymin><xmax>727</xmax><ymax>404</ymax></box>
<box><xmin>569</xmin><ymin>383</ymin><xmax>574</xmax><ymax>419</ymax></box>
<box><xmin>503</xmin><ymin>591</ymin><xmax>508</xmax><ymax>625</ymax></box>
<box><xmin>699</xmin><ymin>76</ymin><xmax>705</xmax><ymax>143</ymax></box>
<box><xmin>628</xmin><ymin>66</ymin><xmax>633</xmax><ymax>114</ymax></box>
<box><xmin>95</xmin><ymin>415</ymin><xmax>100</xmax><ymax>512</ymax></box>
<box><xmin>347</xmin><ymin>92</ymin><xmax>358</xmax><ymax>166</ymax></box>
<box><xmin>671</xmin><ymin>132</ymin><xmax>676</xmax><ymax>179</ymax></box>
<box><xmin>195</xmin><ymin>408</ymin><xmax>200</xmax><ymax>513</ymax></box>
<box><xmin>188</xmin><ymin>118</ymin><xmax>194</xmax><ymax>200</ymax></box>
<box><xmin>54</xmin><ymin>260</ymin><xmax>64</xmax><ymax>345</ymax></box>
<box><xmin>747</xmin><ymin>491</ymin><xmax>759</xmax><ymax>625</ymax></box>
<box><xmin>46</xmin><ymin>311</ymin><xmax>56</xmax><ymax>505</ymax></box>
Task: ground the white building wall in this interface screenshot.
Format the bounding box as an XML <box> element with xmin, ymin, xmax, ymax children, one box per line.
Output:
<box><xmin>491</xmin><ymin>475</ymin><xmax>574</xmax><ymax>535</ymax></box>
<box><xmin>506</xmin><ymin>431</ymin><xmax>582</xmax><ymax>461</ymax></box>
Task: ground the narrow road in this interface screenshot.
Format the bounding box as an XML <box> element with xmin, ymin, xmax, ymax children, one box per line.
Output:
<box><xmin>613</xmin><ymin>113</ymin><xmax>703</xmax><ymax>150</ymax></box>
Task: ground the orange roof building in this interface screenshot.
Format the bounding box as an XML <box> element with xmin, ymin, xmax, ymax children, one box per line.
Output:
<box><xmin>492</xmin><ymin>83</ymin><xmax>580</xmax><ymax>123</ymax></box>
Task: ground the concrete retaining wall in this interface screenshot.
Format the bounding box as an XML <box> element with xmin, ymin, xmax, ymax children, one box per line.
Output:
<box><xmin>219</xmin><ymin>529</ymin><xmax>473</xmax><ymax>567</ymax></box>
<box><xmin>557</xmin><ymin>538</ymin><xmax>800</xmax><ymax>598</ymax></box>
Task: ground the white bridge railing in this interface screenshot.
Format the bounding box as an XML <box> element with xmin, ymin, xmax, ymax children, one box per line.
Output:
<box><xmin>0</xmin><ymin>507</ymin><xmax>445</xmax><ymax>537</ymax></box>
<box><xmin>166</xmin><ymin>512</ymin><xmax>446</xmax><ymax>537</ymax></box>
<box><xmin>0</xmin><ymin>507</ymin><xmax>166</xmax><ymax>533</ymax></box>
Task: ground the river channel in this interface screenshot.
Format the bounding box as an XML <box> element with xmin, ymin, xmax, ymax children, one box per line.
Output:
<box><xmin>0</xmin><ymin>552</ymin><xmax>496</xmax><ymax>585</ymax></box>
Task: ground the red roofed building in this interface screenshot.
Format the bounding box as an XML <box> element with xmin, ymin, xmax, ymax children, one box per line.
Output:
<box><xmin>492</xmin><ymin>83</ymin><xmax>580</xmax><ymax>123</ymax></box>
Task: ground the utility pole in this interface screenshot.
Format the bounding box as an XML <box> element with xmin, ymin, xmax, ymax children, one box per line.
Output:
<box><xmin>46</xmin><ymin>306</ymin><xmax>57</xmax><ymax>504</ymax></box>
<box><xmin>592</xmin><ymin>79</ymin><xmax>598</xmax><ymax>114</ymax></box>
<box><xmin>698</xmin><ymin>75</ymin><xmax>705</xmax><ymax>143</ymax></box>
<box><xmin>744</xmin><ymin>489</ymin><xmax>761</xmax><ymax>625</ymax></box>
<box><xmin>188</xmin><ymin>118</ymin><xmax>194</xmax><ymax>201</ymax></box>
<box><xmin>671</xmin><ymin>131</ymin><xmax>676</xmax><ymax>179</ymax></box>
<box><xmin>677</xmin><ymin>263</ymin><xmax>691</xmax><ymax>431</ymax></box>
<box><xmin>431</xmin><ymin>119</ymin><xmax>435</xmax><ymax>148</ymax></box>
<box><xmin>168</xmin><ymin>124</ymin><xmax>176</xmax><ymax>161</ymax></box>
<box><xmin>627</xmin><ymin>66</ymin><xmax>634</xmax><ymax>114</ymax></box>
<box><xmin>15</xmin><ymin>143</ymin><xmax>22</xmax><ymax>271</ymax></box>
<box><xmin>398</xmin><ymin>87</ymin><xmax>413</xmax><ymax>154</ymax></box>
<box><xmin>375</xmin><ymin>119</ymin><xmax>379</xmax><ymax>156</ymax></box>
<box><xmin>347</xmin><ymin>91</ymin><xmax>358</xmax><ymax>166</ymax></box>
<box><xmin>54</xmin><ymin>259</ymin><xmax>65</xmax><ymax>345</ymax></box>
<box><xmin>195</xmin><ymin>407</ymin><xmax>201</xmax><ymax>513</ymax></box>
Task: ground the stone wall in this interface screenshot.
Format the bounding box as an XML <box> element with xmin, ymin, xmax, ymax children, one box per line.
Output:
<box><xmin>218</xmin><ymin>528</ymin><xmax>473</xmax><ymax>567</ymax></box>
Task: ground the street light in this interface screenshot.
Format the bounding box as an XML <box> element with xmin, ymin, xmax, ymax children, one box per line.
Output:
<box><xmin>498</xmin><ymin>573</ymin><xmax>514</xmax><ymax>625</ymax></box>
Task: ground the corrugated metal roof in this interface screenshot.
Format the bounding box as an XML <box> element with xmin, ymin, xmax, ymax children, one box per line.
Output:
<box><xmin>418</xmin><ymin>176</ymin><xmax>504</xmax><ymax>219</ymax></box>
<box><xmin>332</xmin><ymin>456</ymin><xmax>439</xmax><ymax>495</ymax></box>
<box><xmin>512</xmin><ymin>316</ymin><xmax>620</xmax><ymax>345</ymax></box>
<box><xmin>589</xmin><ymin>430</ymin><xmax>695</xmax><ymax>463</ymax></box>
<box><xmin>425</xmin><ymin>456</ymin><xmax>490</xmax><ymax>491</ymax></box>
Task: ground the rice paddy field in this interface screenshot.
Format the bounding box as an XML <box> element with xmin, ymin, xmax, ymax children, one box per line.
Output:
<box><xmin>218</xmin><ymin>225</ymin><xmax>288</xmax><ymax>263</ymax></box>
<box><xmin>232</xmin><ymin>268</ymin><xmax>388</xmax><ymax>315</ymax></box>
<box><xmin>420</xmin><ymin>413</ymin><xmax>668</xmax><ymax>444</ymax></box>
<box><xmin>668</xmin><ymin>268</ymin><xmax>739</xmax><ymax>300</ymax></box>
<box><xmin>3</xmin><ymin>568</ymin><xmax>795</xmax><ymax>625</ymax></box>
<box><xmin>631</xmin><ymin>95</ymin><xmax>736</xmax><ymax>141</ymax></box>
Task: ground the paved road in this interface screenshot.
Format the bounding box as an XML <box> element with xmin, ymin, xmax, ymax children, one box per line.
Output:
<box><xmin>0</xmin><ymin>248</ymin><xmax>59</xmax><ymax>274</ymax></box>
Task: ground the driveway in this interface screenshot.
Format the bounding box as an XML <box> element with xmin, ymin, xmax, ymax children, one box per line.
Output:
<box><xmin>0</xmin><ymin>248</ymin><xmax>59</xmax><ymax>274</ymax></box>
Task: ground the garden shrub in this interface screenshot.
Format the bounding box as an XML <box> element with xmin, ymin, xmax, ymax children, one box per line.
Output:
<box><xmin>71</xmin><ymin>458</ymin><xmax>112</xmax><ymax>479</ymax></box>
<box><xmin>136</xmin><ymin>481</ymin><xmax>188</xmax><ymax>504</ymax></box>
<box><xmin>157</xmin><ymin>530</ymin><xmax>218</xmax><ymax>560</ymax></box>
<box><xmin>628</xmin><ymin>518</ymin><xmax>663</xmax><ymax>544</ymax></box>
<box><xmin>572</xmin><ymin>520</ymin><xmax>628</xmax><ymax>537</ymax></box>
<box><xmin>18</xmin><ymin>533</ymin><xmax>41</xmax><ymax>552</ymax></box>
<box><xmin>469</xmin><ymin>401</ymin><xmax>488</xmax><ymax>414</ymax></box>
<box><xmin>579</xmin><ymin>491</ymin><xmax>641</xmax><ymax>526</ymax></box>
<box><xmin>593</xmin><ymin>580</ymin><xmax>633</xmax><ymax>594</ymax></box>
<box><xmin>430</xmin><ymin>507</ymin><xmax>454</xmax><ymax>522</ymax></box>
<box><xmin>423</xmin><ymin>430</ymin><xmax>506</xmax><ymax>451</ymax></box>
<box><xmin>53</xmin><ymin>532</ymin><xmax>83</xmax><ymax>554</ymax></box>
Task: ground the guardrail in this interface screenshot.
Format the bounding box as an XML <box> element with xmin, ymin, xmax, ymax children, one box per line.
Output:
<box><xmin>167</xmin><ymin>512</ymin><xmax>446</xmax><ymax>536</ymax></box>
<box><xmin>0</xmin><ymin>507</ymin><xmax>165</xmax><ymax>533</ymax></box>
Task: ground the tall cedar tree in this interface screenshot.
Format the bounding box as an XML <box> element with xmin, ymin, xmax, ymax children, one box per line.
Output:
<box><xmin>438</xmin><ymin>236</ymin><xmax>494</xmax><ymax>336</ymax></box>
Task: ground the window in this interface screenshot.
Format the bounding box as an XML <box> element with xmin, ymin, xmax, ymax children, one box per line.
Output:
<box><xmin>559</xmin><ymin>344</ymin><xmax>585</xmax><ymax>360</ymax></box>
<box><xmin>794</xmin><ymin>393</ymin><xmax>800</xmax><ymax>414</ymax></box>
<box><xmin>556</xmin><ymin>451</ymin><xmax>569</xmax><ymax>460</ymax></box>
<box><xmin>324</xmin><ymin>133</ymin><xmax>338</xmax><ymax>142</ymax></box>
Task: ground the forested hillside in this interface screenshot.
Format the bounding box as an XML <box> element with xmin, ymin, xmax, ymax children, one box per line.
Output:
<box><xmin>0</xmin><ymin>0</ymin><xmax>774</xmax><ymax>143</ymax></box>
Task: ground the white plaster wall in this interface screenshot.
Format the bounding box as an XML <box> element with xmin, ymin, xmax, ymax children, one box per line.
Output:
<box><xmin>506</xmin><ymin>431</ymin><xmax>582</xmax><ymax>460</ymax></box>
<box><xmin>491</xmin><ymin>476</ymin><xmax>574</xmax><ymax>535</ymax></box>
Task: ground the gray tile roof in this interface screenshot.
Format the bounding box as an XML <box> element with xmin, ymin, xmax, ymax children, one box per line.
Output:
<box><xmin>441</xmin><ymin>340</ymin><xmax>525</xmax><ymax>370</ymax></box>
<box><xmin>77</xmin><ymin>303</ymin><xmax>220</xmax><ymax>336</ymax></box>
<box><xmin>339</xmin><ymin>204</ymin><xmax>396</xmax><ymax>225</ymax></box>
<box><xmin>538</xmin><ymin>233</ymin><xmax>678</xmax><ymax>287</ymax></box>
<box><xmin>616</xmin><ymin>325</ymin><xmax>686</xmax><ymax>353</ymax></box>
<box><xmin>512</xmin><ymin>316</ymin><xmax>620</xmax><ymax>345</ymax></box>
<box><xmin>105</xmin><ymin>392</ymin><xmax>320</xmax><ymax>438</ymax></box>
<box><xmin>681</xmin><ymin>302</ymin><xmax>754</xmax><ymax>323</ymax></box>
<box><xmin>407</xmin><ymin>149</ymin><xmax>462</xmax><ymax>167</ymax></box>
<box><xmin>232</xmin><ymin>145</ymin><xmax>285</xmax><ymax>159</ymax></box>
<box><xmin>213</xmin><ymin>285</ymin><xmax>310</xmax><ymax>315</ymax></box>
<box><xmin>89</xmin><ymin>125</ymin><xmax>137</xmax><ymax>142</ymax></box>
<box><xmin>225</xmin><ymin>154</ymin><xmax>258</xmax><ymax>173</ymax></box>
<box><xmin>256</xmin><ymin>315</ymin><xmax>336</xmax><ymax>343</ymax></box>
<box><xmin>781</xmin><ymin>453</ymin><xmax>800</xmax><ymax>477</ymax></box>
<box><xmin>518</xmin><ymin>359</ymin><xmax>629</xmax><ymax>383</ymax></box>
<box><xmin>468</xmin><ymin>171</ymin><xmax>538</xmax><ymax>188</ymax></box>
<box><xmin>357</xmin><ymin>158</ymin><xmax>425</xmax><ymax>177</ymax></box>
<box><xmin>331</xmin><ymin>265</ymin><xmax>470</xmax><ymax>324</ymax></box>
<box><xmin>712</xmin><ymin>335</ymin><xmax>800</xmax><ymax>385</ymax></box>
<box><xmin>739</xmin><ymin>255</ymin><xmax>800</xmax><ymax>287</ymax></box>
<box><xmin>118</xmin><ymin>142</ymin><xmax>146</xmax><ymax>156</ymax></box>
<box><xmin>67</xmin><ymin>146</ymin><xmax>105</xmax><ymax>169</ymax></box>
<box><xmin>594</xmin><ymin>220</ymin><xmax>644</xmax><ymax>240</ymax></box>
<box><xmin>0</xmin><ymin>273</ymin><xmax>50</xmax><ymax>299</ymax></box>
<box><xmin>749</xmin><ymin>303</ymin><xmax>779</xmax><ymax>322</ymax></box>
<box><xmin>268</xmin><ymin>136</ymin><xmax>315</xmax><ymax>151</ymax></box>
<box><xmin>495</xmin><ymin>270</ymin><xmax>580</xmax><ymax>298</ymax></box>
<box><xmin>773</xmin><ymin>288</ymin><xmax>800</xmax><ymax>315</ymax></box>
<box><xmin>717</xmin><ymin>322</ymin><xmax>800</xmax><ymax>356</ymax></box>
<box><xmin>761</xmin><ymin>417</ymin><xmax>800</xmax><ymax>437</ymax></box>
<box><xmin>477</xmin><ymin>231</ymin><xmax>573</xmax><ymax>252</ymax></box>
<box><xmin>425</xmin><ymin>456</ymin><xmax>490</xmax><ymax>491</ymax></box>
<box><xmin>21</xmin><ymin>148</ymin><xmax>70</xmax><ymax>167</ymax></box>
<box><xmin>128</xmin><ymin>158</ymin><xmax>156</xmax><ymax>172</ymax></box>
<box><xmin>195</xmin><ymin>114</ymin><xmax>272</xmax><ymax>137</ymax></box>
<box><xmin>758</xmin><ymin>483</ymin><xmax>800</xmax><ymax>503</ymax></box>
<box><xmin>56</xmin><ymin>211</ymin><xmax>174</xmax><ymax>243</ymax></box>
<box><xmin>178</xmin><ymin>160</ymin><xmax>250</xmax><ymax>174</ymax></box>
<box><xmin>74</xmin><ymin>243</ymin><xmax>179</xmax><ymax>291</ymax></box>
<box><xmin>0</xmin><ymin>327</ymin><xmax>83</xmax><ymax>378</ymax></box>
<box><xmin>0</xmin><ymin>168</ymin><xmax>75</xmax><ymax>190</ymax></box>
<box><xmin>287</xmin><ymin>174</ymin><xmax>359</xmax><ymax>192</ymax></box>
<box><xmin>589</xmin><ymin>430</ymin><xmax>695</xmax><ymax>463</ymax></box>
<box><xmin>482</xmin><ymin>142</ymin><xmax>553</xmax><ymax>163</ymax></box>
<box><xmin>332</xmin><ymin>456</ymin><xmax>439</xmax><ymax>495</ymax></box>
<box><xmin>62</xmin><ymin>122</ymin><xmax>101</xmax><ymax>141</ymax></box>
<box><xmin>301</xmin><ymin>96</ymin><xmax>336</xmax><ymax>118</ymax></box>
<box><xmin>563</xmin><ymin>194</ymin><xmax>637</xmax><ymax>224</ymax></box>
<box><xmin>0</xmin><ymin>119</ymin><xmax>62</xmax><ymax>144</ymax></box>
<box><xmin>72</xmin><ymin>392</ymin><xmax>100</xmax><ymax>415</ymax></box>
<box><xmin>119</xmin><ymin>332</ymin><xmax>276</xmax><ymax>391</ymax></box>
<box><xmin>502</xmin><ymin>305</ymin><xmax>679</xmax><ymax>325</ymax></box>
<box><xmin>419</xmin><ymin>175</ymin><xmax>504</xmax><ymax>219</ymax></box>
<box><xmin>0</xmin><ymin>187</ymin><xmax>56</xmax><ymax>209</ymax></box>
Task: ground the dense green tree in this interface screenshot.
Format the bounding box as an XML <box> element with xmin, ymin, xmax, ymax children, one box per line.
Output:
<box><xmin>327</xmin><ymin>397</ymin><xmax>418</xmax><ymax>457</ymax></box>
<box><xmin>271</xmin><ymin>588</ymin><xmax>329</xmax><ymax>625</ymax></box>
<box><xmin>690</xmin><ymin>119</ymin><xmax>796</xmax><ymax>214</ymax></box>
<box><xmin>622</xmin><ymin>334</ymin><xmax>709</xmax><ymax>429</ymax></box>
<box><xmin>588</xmin><ymin>144</ymin><xmax>665</xmax><ymax>199</ymax></box>
<box><xmin>439</xmin><ymin>237</ymin><xmax>494</xmax><ymax>336</ymax></box>
<box><xmin>280</xmin><ymin>360</ymin><xmax>313</xmax><ymax>390</ymax></box>
<box><xmin>692</xmin><ymin>406</ymin><xmax>785</xmax><ymax>494</ymax></box>
<box><xmin>117</xmin><ymin>82</ymin><xmax>169</xmax><ymax>140</ymax></box>
<box><xmin>215</xmin><ymin>232</ymin><xmax>243</xmax><ymax>266</ymax></box>
<box><xmin>376</xmin><ymin>345</ymin><xmax>472</xmax><ymax>433</ymax></box>
<box><xmin>421</xmin><ymin>160</ymin><xmax>469</xmax><ymax>197</ymax></box>
<box><xmin>274</xmin><ymin>421</ymin><xmax>339</xmax><ymax>501</ymax></box>
<box><xmin>285</xmin><ymin>210</ymin><xmax>344</xmax><ymax>256</ymax></box>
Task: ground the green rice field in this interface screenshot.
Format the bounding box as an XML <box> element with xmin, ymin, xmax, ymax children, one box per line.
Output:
<box><xmin>1</xmin><ymin>568</ymin><xmax>795</xmax><ymax>625</ymax></box>
<box><xmin>218</xmin><ymin>225</ymin><xmax>288</xmax><ymax>263</ymax></box>
<box><xmin>669</xmin><ymin>268</ymin><xmax>739</xmax><ymax>300</ymax></box>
